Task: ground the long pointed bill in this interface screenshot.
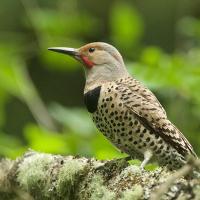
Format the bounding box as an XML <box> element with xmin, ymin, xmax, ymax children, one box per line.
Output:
<box><xmin>48</xmin><ymin>47</ymin><xmax>80</xmax><ymax>60</ymax></box>
<box><xmin>48</xmin><ymin>46</ymin><xmax>94</xmax><ymax>68</ymax></box>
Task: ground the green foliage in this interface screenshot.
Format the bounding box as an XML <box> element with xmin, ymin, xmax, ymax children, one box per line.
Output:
<box><xmin>110</xmin><ymin>2</ymin><xmax>144</xmax><ymax>50</ymax></box>
<box><xmin>24</xmin><ymin>124</ymin><xmax>69</xmax><ymax>154</ymax></box>
<box><xmin>178</xmin><ymin>17</ymin><xmax>200</xmax><ymax>40</ymax></box>
<box><xmin>0</xmin><ymin>90</ymin><xmax>7</xmax><ymax>128</ymax></box>
<box><xmin>0</xmin><ymin>0</ymin><xmax>200</xmax><ymax>162</ymax></box>
<box><xmin>49</xmin><ymin>103</ymin><xmax>96</xmax><ymax>136</ymax></box>
<box><xmin>0</xmin><ymin>132</ymin><xmax>25</xmax><ymax>158</ymax></box>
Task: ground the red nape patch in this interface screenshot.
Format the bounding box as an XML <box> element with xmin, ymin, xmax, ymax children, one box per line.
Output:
<box><xmin>80</xmin><ymin>55</ymin><xmax>94</xmax><ymax>68</ymax></box>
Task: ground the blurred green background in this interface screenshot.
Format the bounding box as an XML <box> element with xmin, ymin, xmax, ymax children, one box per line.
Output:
<box><xmin>0</xmin><ymin>0</ymin><xmax>200</xmax><ymax>161</ymax></box>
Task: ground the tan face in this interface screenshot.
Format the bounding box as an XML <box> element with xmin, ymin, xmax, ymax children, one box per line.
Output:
<box><xmin>78</xmin><ymin>42</ymin><xmax>124</xmax><ymax>69</ymax></box>
<box><xmin>78</xmin><ymin>44</ymin><xmax>102</xmax><ymax>68</ymax></box>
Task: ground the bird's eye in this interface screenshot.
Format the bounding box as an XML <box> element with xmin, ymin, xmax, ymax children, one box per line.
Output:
<box><xmin>89</xmin><ymin>47</ymin><xmax>95</xmax><ymax>53</ymax></box>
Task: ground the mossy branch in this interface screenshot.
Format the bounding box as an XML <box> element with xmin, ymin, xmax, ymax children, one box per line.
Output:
<box><xmin>0</xmin><ymin>150</ymin><xmax>199</xmax><ymax>200</ymax></box>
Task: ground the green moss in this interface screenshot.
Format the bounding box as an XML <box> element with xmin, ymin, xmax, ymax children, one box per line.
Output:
<box><xmin>56</xmin><ymin>158</ymin><xmax>87</xmax><ymax>198</ymax></box>
<box><xmin>17</xmin><ymin>153</ymin><xmax>54</xmax><ymax>199</ymax></box>
<box><xmin>89</xmin><ymin>175</ymin><xmax>115</xmax><ymax>200</ymax></box>
<box><xmin>120</xmin><ymin>185</ymin><xmax>143</xmax><ymax>200</ymax></box>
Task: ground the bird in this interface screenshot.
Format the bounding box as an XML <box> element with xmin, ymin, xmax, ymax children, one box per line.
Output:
<box><xmin>48</xmin><ymin>42</ymin><xmax>197</xmax><ymax>170</ymax></box>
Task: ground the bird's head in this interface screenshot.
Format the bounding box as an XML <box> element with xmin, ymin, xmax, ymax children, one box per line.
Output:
<box><xmin>48</xmin><ymin>42</ymin><xmax>128</xmax><ymax>84</ymax></box>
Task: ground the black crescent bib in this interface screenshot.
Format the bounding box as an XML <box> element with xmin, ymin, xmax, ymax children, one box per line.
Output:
<box><xmin>84</xmin><ymin>86</ymin><xmax>101</xmax><ymax>113</ymax></box>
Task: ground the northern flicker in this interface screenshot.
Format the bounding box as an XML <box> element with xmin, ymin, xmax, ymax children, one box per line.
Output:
<box><xmin>48</xmin><ymin>42</ymin><xmax>197</xmax><ymax>170</ymax></box>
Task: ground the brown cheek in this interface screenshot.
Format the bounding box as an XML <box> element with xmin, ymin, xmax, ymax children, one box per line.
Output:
<box><xmin>80</xmin><ymin>55</ymin><xmax>94</xmax><ymax>69</ymax></box>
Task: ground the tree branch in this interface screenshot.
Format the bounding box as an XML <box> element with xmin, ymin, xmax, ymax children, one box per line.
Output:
<box><xmin>0</xmin><ymin>151</ymin><xmax>199</xmax><ymax>200</ymax></box>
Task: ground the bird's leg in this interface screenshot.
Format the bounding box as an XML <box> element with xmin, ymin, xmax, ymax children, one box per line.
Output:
<box><xmin>140</xmin><ymin>150</ymin><xmax>153</xmax><ymax>170</ymax></box>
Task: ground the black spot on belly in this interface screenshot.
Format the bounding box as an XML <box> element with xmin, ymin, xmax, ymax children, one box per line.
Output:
<box><xmin>84</xmin><ymin>86</ymin><xmax>101</xmax><ymax>113</ymax></box>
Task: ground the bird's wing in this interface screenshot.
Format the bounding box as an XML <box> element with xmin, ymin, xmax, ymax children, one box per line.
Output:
<box><xmin>116</xmin><ymin>82</ymin><xmax>197</xmax><ymax>158</ymax></box>
<box><xmin>116</xmin><ymin>77</ymin><xmax>167</xmax><ymax>116</ymax></box>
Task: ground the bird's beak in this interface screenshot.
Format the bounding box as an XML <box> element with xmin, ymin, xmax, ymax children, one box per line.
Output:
<box><xmin>48</xmin><ymin>47</ymin><xmax>81</xmax><ymax>61</ymax></box>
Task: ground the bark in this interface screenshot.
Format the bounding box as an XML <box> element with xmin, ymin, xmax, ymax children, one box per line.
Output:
<box><xmin>0</xmin><ymin>150</ymin><xmax>199</xmax><ymax>200</ymax></box>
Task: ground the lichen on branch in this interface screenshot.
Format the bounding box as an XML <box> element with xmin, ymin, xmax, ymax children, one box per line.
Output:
<box><xmin>0</xmin><ymin>150</ymin><xmax>199</xmax><ymax>200</ymax></box>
